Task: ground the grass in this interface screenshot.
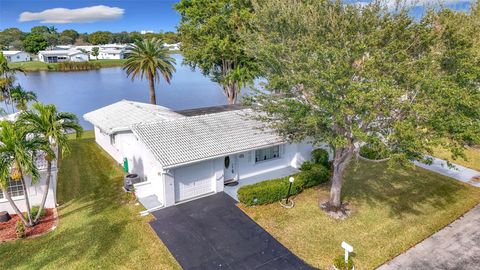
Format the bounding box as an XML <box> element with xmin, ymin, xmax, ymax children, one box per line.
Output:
<box><xmin>0</xmin><ymin>132</ymin><xmax>180</xmax><ymax>269</ymax></box>
<box><xmin>433</xmin><ymin>146</ymin><xmax>480</xmax><ymax>171</ymax></box>
<box><xmin>239</xmin><ymin>159</ymin><xmax>480</xmax><ymax>270</ymax></box>
<box><xmin>9</xmin><ymin>59</ymin><xmax>126</xmax><ymax>72</ymax></box>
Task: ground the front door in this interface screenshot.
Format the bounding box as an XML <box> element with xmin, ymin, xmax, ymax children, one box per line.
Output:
<box><xmin>224</xmin><ymin>155</ymin><xmax>237</xmax><ymax>182</ymax></box>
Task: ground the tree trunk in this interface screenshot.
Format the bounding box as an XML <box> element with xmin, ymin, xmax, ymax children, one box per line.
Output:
<box><xmin>328</xmin><ymin>146</ymin><xmax>355</xmax><ymax>209</ymax></box>
<box><xmin>18</xmin><ymin>168</ymin><xmax>33</xmax><ymax>227</ymax></box>
<box><xmin>224</xmin><ymin>81</ymin><xmax>237</xmax><ymax>105</ymax></box>
<box><xmin>34</xmin><ymin>160</ymin><xmax>51</xmax><ymax>223</ymax></box>
<box><xmin>147</xmin><ymin>71</ymin><xmax>157</xmax><ymax>105</ymax></box>
<box><xmin>1</xmin><ymin>187</ymin><xmax>29</xmax><ymax>225</ymax></box>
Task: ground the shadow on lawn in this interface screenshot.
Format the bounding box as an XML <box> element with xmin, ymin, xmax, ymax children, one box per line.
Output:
<box><xmin>342</xmin><ymin>160</ymin><xmax>469</xmax><ymax>218</ymax></box>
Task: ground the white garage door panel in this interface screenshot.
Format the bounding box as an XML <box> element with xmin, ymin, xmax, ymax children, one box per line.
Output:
<box><xmin>174</xmin><ymin>161</ymin><xmax>214</xmax><ymax>202</ymax></box>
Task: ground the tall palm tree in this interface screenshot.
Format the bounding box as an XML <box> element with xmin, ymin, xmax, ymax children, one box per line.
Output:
<box><xmin>123</xmin><ymin>38</ymin><xmax>176</xmax><ymax>104</ymax></box>
<box><xmin>10</xmin><ymin>85</ymin><xmax>37</xmax><ymax>111</ymax></box>
<box><xmin>0</xmin><ymin>120</ymin><xmax>51</xmax><ymax>227</ymax></box>
<box><xmin>18</xmin><ymin>103</ymin><xmax>82</xmax><ymax>223</ymax></box>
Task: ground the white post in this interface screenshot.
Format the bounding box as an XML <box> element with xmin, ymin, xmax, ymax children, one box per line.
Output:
<box><xmin>341</xmin><ymin>241</ymin><xmax>353</xmax><ymax>263</ymax></box>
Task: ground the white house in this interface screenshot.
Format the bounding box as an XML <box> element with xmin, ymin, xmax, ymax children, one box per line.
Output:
<box><xmin>38</xmin><ymin>50</ymin><xmax>89</xmax><ymax>63</ymax></box>
<box><xmin>163</xmin><ymin>42</ymin><xmax>180</xmax><ymax>51</ymax></box>
<box><xmin>84</xmin><ymin>100</ymin><xmax>315</xmax><ymax>212</ymax></box>
<box><xmin>0</xmin><ymin>114</ymin><xmax>58</xmax><ymax>214</ymax></box>
<box><xmin>2</xmin><ymin>51</ymin><xmax>31</xmax><ymax>63</ymax></box>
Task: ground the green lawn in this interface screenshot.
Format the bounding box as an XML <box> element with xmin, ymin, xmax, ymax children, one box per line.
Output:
<box><xmin>239</xmin><ymin>160</ymin><xmax>480</xmax><ymax>269</ymax></box>
<box><xmin>9</xmin><ymin>59</ymin><xmax>126</xmax><ymax>72</ymax></box>
<box><xmin>434</xmin><ymin>146</ymin><xmax>480</xmax><ymax>171</ymax></box>
<box><xmin>0</xmin><ymin>132</ymin><xmax>180</xmax><ymax>270</ymax></box>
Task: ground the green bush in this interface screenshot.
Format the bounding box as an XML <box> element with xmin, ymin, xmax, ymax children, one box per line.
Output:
<box><xmin>24</xmin><ymin>205</ymin><xmax>46</xmax><ymax>220</ymax></box>
<box><xmin>16</xmin><ymin>221</ymin><xmax>25</xmax><ymax>238</ymax></box>
<box><xmin>300</xmin><ymin>160</ymin><xmax>314</xmax><ymax>171</ymax></box>
<box><xmin>238</xmin><ymin>164</ymin><xmax>330</xmax><ymax>206</ymax></box>
<box><xmin>333</xmin><ymin>255</ymin><xmax>354</xmax><ymax>270</ymax></box>
<box><xmin>312</xmin><ymin>148</ymin><xmax>330</xmax><ymax>166</ymax></box>
<box><xmin>55</xmin><ymin>61</ymin><xmax>100</xmax><ymax>71</ymax></box>
<box><xmin>359</xmin><ymin>142</ymin><xmax>390</xmax><ymax>160</ymax></box>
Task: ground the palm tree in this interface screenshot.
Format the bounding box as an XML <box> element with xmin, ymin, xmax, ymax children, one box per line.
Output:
<box><xmin>10</xmin><ymin>85</ymin><xmax>37</xmax><ymax>111</ymax></box>
<box><xmin>0</xmin><ymin>120</ymin><xmax>51</xmax><ymax>227</ymax></box>
<box><xmin>123</xmin><ymin>38</ymin><xmax>176</xmax><ymax>104</ymax></box>
<box><xmin>18</xmin><ymin>103</ymin><xmax>82</xmax><ymax>223</ymax></box>
<box><xmin>0</xmin><ymin>52</ymin><xmax>25</xmax><ymax>113</ymax></box>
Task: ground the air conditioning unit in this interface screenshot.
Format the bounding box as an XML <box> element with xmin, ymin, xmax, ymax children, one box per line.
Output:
<box><xmin>124</xmin><ymin>174</ymin><xmax>141</xmax><ymax>191</ymax></box>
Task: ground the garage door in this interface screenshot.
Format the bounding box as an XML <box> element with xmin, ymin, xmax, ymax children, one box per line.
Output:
<box><xmin>174</xmin><ymin>161</ymin><xmax>214</xmax><ymax>202</ymax></box>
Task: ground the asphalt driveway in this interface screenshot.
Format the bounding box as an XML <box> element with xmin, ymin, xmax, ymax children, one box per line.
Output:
<box><xmin>150</xmin><ymin>193</ymin><xmax>314</xmax><ymax>270</ymax></box>
<box><xmin>377</xmin><ymin>203</ymin><xmax>480</xmax><ymax>270</ymax></box>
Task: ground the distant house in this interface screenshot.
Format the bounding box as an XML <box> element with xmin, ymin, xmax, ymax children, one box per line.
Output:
<box><xmin>38</xmin><ymin>50</ymin><xmax>89</xmax><ymax>63</ymax></box>
<box><xmin>2</xmin><ymin>51</ymin><xmax>31</xmax><ymax>63</ymax></box>
<box><xmin>0</xmin><ymin>113</ymin><xmax>58</xmax><ymax>214</ymax></box>
<box><xmin>84</xmin><ymin>100</ymin><xmax>316</xmax><ymax>212</ymax></box>
<box><xmin>97</xmin><ymin>48</ymin><xmax>125</xmax><ymax>60</ymax></box>
<box><xmin>163</xmin><ymin>43</ymin><xmax>180</xmax><ymax>51</ymax></box>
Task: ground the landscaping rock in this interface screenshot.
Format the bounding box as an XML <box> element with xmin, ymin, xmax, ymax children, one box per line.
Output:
<box><xmin>0</xmin><ymin>211</ymin><xmax>11</xmax><ymax>222</ymax></box>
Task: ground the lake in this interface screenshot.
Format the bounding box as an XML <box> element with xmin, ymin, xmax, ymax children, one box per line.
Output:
<box><xmin>13</xmin><ymin>54</ymin><xmax>236</xmax><ymax>128</ymax></box>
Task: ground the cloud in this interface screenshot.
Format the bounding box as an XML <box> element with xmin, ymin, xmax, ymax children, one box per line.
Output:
<box><xmin>385</xmin><ymin>0</ymin><xmax>472</xmax><ymax>8</ymax></box>
<box><xmin>19</xmin><ymin>5</ymin><xmax>124</xmax><ymax>24</ymax></box>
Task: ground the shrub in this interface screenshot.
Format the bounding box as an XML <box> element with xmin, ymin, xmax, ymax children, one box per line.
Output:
<box><xmin>300</xmin><ymin>160</ymin><xmax>314</xmax><ymax>171</ymax></box>
<box><xmin>333</xmin><ymin>255</ymin><xmax>354</xmax><ymax>270</ymax></box>
<box><xmin>312</xmin><ymin>148</ymin><xmax>330</xmax><ymax>166</ymax></box>
<box><xmin>55</xmin><ymin>61</ymin><xmax>100</xmax><ymax>71</ymax></box>
<box><xmin>359</xmin><ymin>142</ymin><xmax>390</xmax><ymax>160</ymax></box>
<box><xmin>16</xmin><ymin>221</ymin><xmax>26</xmax><ymax>238</ymax></box>
<box><xmin>238</xmin><ymin>164</ymin><xmax>330</xmax><ymax>206</ymax></box>
<box><xmin>24</xmin><ymin>205</ymin><xmax>46</xmax><ymax>220</ymax></box>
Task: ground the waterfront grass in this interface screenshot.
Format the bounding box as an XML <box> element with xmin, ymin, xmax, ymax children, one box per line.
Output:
<box><xmin>0</xmin><ymin>133</ymin><xmax>181</xmax><ymax>270</ymax></box>
<box><xmin>239</xmin><ymin>159</ymin><xmax>480</xmax><ymax>269</ymax></box>
<box><xmin>9</xmin><ymin>59</ymin><xmax>126</xmax><ymax>72</ymax></box>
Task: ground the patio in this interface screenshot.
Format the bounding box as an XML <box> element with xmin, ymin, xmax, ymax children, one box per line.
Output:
<box><xmin>224</xmin><ymin>166</ymin><xmax>298</xmax><ymax>201</ymax></box>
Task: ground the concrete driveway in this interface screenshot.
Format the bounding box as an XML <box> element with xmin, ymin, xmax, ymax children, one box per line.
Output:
<box><xmin>150</xmin><ymin>193</ymin><xmax>314</xmax><ymax>270</ymax></box>
<box><xmin>377</xmin><ymin>204</ymin><xmax>480</xmax><ymax>270</ymax></box>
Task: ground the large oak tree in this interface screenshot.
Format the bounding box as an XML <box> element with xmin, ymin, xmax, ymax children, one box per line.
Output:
<box><xmin>243</xmin><ymin>0</ymin><xmax>480</xmax><ymax>211</ymax></box>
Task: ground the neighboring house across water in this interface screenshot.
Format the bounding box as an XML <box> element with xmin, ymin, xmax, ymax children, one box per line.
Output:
<box><xmin>2</xmin><ymin>51</ymin><xmax>31</xmax><ymax>62</ymax></box>
<box><xmin>38</xmin><ymin>50</ymin><xmax>89</xmax><ymax>63</ymax></box>
<box><xmin>0</xmin><ymin>113</ymin><xmax>58</xmax><ymax>214</ymax></box>
<box><xmin>84</xmin><ymin>100</ymin><xmax>315</xmax><ymax>212</ymax></box>
<box><xmin>56</xmin><ymin>44</ymin><xmax>128</xmax><ymax>60</ymax></box>
<box><xmin>163</xmin><ymin>42</ymin><xmax>180</xmax><ymax>51</ymax></box>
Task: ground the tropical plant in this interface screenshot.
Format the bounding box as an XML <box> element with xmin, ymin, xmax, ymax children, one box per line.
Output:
<box><xmin>0</xmin><ymin>52</ymin><xmax>25</xmax><ymax>113</ymax></box>
<box><xmin>10</xmin><ymin>85</ymin><xmax>37</xmax><ymax>111</ymax></box>
<box><xmin>91</xmin><ymin>47</ymin><xmax>100</xmax><ymax>60</ymax></box>
<box><xmin>175</xmin><ymin>0</ymin><xmax>258</xmax><ymax>104</ymax></box>
<box><xmin>242</xmin><ymin>1</ymin><xmax>480</xmax><ymax>211</ymax></box>
<box><xmin>18</xmin><ymin>103</ymin><xmax>82</xmax><ymax>223</ymax></box>
<box><xmin>0</xmin><ymin>120</ymin><xmax>52</xmax><ymax>227</ymax></box>
<box><xmin>123</xmin><ymin>38</ymin><xmax>176</xmax><ymax>104</ymax></box>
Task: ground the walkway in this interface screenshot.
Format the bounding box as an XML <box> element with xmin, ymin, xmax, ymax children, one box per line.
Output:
<box><xmin>224</xmin><ymin>166</ymin><xmax>298</xmax><ymax>201</ymax></box>
<box><xmin>414</xmin><ymin>156</ymin><xmax>480</xmax><ymax>187</ymax></box>
<box><xmin>377</xmin><ymin>204</ymin><xmax>480</xmax><ymax>270</ymax></box>
<box><xmin>149</xmin><ymin>193</ymin><xmax>313</xmax><ymax>270</ymax></box>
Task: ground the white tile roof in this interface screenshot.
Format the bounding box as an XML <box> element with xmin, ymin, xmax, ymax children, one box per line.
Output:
<box><xmin>84</xmin><ymin>100</ymin><xmax>183</xmax><ymax>134</ymax></box>
<box><xmin>38</xmin><ymin>50</ymin><xmax>86</xmax><ymax>56</ymax></box>
<box><xmin>132</xmin><ymin>109</ymin><xmax>284</xmax><ymax>169</ymax></box>
<box><xmin>2</xmin><ymin>51</ymin><xmax>23</xmax><ymax>56</ymax></box>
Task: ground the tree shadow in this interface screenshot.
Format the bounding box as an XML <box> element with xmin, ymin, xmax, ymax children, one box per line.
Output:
<box><xmin>341</xmin><ymin>159</ymin><xmax>470</xmax><ymax>218</ymax></box>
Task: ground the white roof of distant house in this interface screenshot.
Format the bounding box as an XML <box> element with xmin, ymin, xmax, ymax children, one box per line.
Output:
<box><xmin>0</xmin><ymin>112</ymin><xmax>20</xmax><ymax>121</ymax></box>
<box><xmin>132</xmin><ymin>109</ymin><xmax>284</xmax><ymax>169</ymax></box>
<box><xmin>83</xmin><ymin>100</ymin><xmax>184</xmax><ymax>134</ymax></box>
<box><xmin>38</xmin><ymin>50</ymin><xmax>85</xmax><ymax>56</ymax></box>
<box><xmin>2</xmin><ymin>51</ymin><xmax>23</xmax><ymax>56</ymax></box>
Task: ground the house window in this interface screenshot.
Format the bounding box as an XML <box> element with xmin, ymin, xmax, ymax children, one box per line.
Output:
<box><xmin>255</xmin><ymin>145</ymin><xmax>280</xmax><ymax>163</ymax></box>
<box><xmin>0</xmin><ymin>179</ymin><xmax>24</xmax><ymax>199</ymax></box>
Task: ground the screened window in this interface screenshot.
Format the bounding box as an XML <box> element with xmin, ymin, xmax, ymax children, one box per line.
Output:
<box><xmin>0</xmin><ymin>179</ymin><xmax>24</xmax><ymax>199</ymax></box>
<box><xmin>255</xmin><ymin>146</ymin><xmax>280</xmax><ymax>163</ymax></box>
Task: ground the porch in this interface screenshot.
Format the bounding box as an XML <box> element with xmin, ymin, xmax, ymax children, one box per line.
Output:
<box><xmin>224</xmin><ymin>166</ymin><xmax>298</xmax><ymax>201</ymax></box>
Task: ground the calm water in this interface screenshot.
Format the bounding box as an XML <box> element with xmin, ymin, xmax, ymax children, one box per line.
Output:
<box><xmin>14</xmin><ymin>54</ymin><xmax>234</xmax><ymax>128</ymax></box>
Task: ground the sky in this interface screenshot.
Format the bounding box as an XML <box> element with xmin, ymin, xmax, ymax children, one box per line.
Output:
<box><xmin>0</xmin><ymin>0</ymin><xmax>474</xmax><ymax>33</ymax></box>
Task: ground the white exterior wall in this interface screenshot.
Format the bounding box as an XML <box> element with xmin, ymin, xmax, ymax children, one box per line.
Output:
<box><xmin>5</xmin><ymin>52</ymin><xmax>30</xmax><ymax>63</ymax></box>
<box><xmin>0</xmin><ymin>167</ymin><xmax>58</xmax><ymax>214</ymax></box>
<box><xmin>97</xmin><ymin>51</ymin><xmax>124</xmax><ymax>59</ymax></box>
<box><xmin>69</xmin><ymin>53</ymin><xmax>89</xmax><ymax>62</ymax></box>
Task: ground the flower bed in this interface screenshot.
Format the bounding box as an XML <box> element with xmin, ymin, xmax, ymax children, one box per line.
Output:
<box><xmin>0</xmin><ymin>208</ymin><xmax>57</xmax><ymax>242</ymax></box>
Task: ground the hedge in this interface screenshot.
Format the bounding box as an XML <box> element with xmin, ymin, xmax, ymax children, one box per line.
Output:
<box><xmin>238</xmin><ymin>164</ymin><xmax>330</xmax><ymax>206</ymax></box>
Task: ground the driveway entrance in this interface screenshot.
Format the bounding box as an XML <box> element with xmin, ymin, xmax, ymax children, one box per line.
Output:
<box><xmin>150</xmin><ymin>193</ymin><xmax>313</xmax><ymax>270</ymax></box>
